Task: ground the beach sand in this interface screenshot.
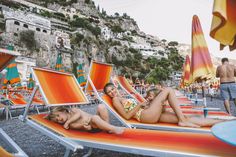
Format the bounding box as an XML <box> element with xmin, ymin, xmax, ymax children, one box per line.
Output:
<box><xmin>0</xmin><ymin>95</ymin><xmax>235</xmax><ymax>157</ymax></box>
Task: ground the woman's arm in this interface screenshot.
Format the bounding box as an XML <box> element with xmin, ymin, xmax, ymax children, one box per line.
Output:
<box><xmin>64</xmin><ymin>108</ymin><xmax>81</xmax><ymax>129</ymax></box>
<box><xmin>113</xmin><ymin>97</ymin><xmax>146</xmax><ymax>120</ymax></box>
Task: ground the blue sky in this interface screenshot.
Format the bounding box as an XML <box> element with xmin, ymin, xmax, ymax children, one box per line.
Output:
<box><xmin>93</xmin><ymin>0</ymin><xmax>236</xmax><ymax>59</ymax></box>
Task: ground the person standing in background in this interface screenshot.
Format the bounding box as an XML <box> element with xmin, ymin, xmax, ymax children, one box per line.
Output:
<box><xmin>216</xmin><ymin>58</ymin><xmax>236</xmax><ymax>115</ymax></box>
<box><xmin>208</xmin><ymin>85</ymin><xmax>214</xmax><ymax>101</ymax></box>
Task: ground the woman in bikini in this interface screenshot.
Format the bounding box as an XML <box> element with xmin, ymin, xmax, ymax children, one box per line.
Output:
<box><xmin>104</xmin><ymin>83</ymin><xmax>223</xmax><ymax>128</ymax></box>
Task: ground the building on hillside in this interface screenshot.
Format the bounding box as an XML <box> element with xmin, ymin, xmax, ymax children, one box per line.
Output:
<box><xmin>50</xmin><ymin>18</ymin><xmax>70</xmax><ymax>32</ymax></box>
<box><xmin>101</xmin><ymin>26</ymin><xmax>113</xmax><ymax>40</ymax></box>
<box><xmin>2</xmin><ymin>8</ymin><xmax>51</xmax><ymax>45</ymax></box>
<box><xmin>15</xmin><ymin>56</ymin><xmax>36</xmax><ymax>83</ymax></box>
<box><xmin>53</xmin><ymin>30</ymin><xmax>71</xmax><ymax>50</ymax></box>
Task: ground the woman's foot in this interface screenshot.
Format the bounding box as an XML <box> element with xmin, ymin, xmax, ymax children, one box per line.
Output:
<box><xmin>109</xmin><ymin>127</ymin><xmax>125</xmax><ymax>134</ymax></box>
<box><xmin>178</xmin><ymin>121</ymin><xmax>200</xmax><ymax>128</ymax></box>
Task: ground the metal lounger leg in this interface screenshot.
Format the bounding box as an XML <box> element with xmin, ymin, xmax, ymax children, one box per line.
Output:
<box><xmin>83</xmin><ymin>148</ymin><xmax>93</xmax><ymax>157</ymax></box>
<box><xmin>64</xmin><ymin>148</ymin><xmax>73</xmax><ymax>157</ymax></box>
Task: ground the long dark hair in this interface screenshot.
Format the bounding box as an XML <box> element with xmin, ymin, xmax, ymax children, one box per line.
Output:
<box><xmin>104</xmin><ymin>82</ymin><xmax>115</xmax><ymax>94</ymax></box>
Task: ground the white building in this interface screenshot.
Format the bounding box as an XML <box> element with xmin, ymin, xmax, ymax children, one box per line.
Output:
<box><xmin>3</xmin><ymin>9</ymin><xmax>51</xmax><ymax>44</ymax></box>
<box><xmin>15</xmin><ymin>56</ymin><xmax>36</xmax><ymax>82</ymax></box>
<box><xmin>53</xmin><ymin>30</ymin><xmax>71</xmax><ymax>49</ymax></box>
<box><xmin>101</xmin><ymin>26</ymin><xmax>113</xmax><ymax>40</ymax></box>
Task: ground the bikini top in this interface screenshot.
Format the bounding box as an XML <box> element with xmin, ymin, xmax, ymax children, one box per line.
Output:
<box><xmin>123</xmin><ymin>99</ymin><xmax>137</xmax><ymax>112</ymax></box>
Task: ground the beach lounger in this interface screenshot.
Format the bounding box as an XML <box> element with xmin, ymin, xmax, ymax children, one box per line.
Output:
<box><xmin>0</xmin><ymin>128</ymin><xmax>28</xmax><ymax>157</ymax></box>
<box><xmin>19</xmin><ymin>67</ymin><xmax>236</xmax><ymax>157</ymax></box>
<box><xmin>0</xmin><ymin>48</ymin><xmax>20</xmax><ymax>72</ymax></box>
<box><xmin>87</xmin><ymin>61</ymin><xmax>232</xmax><ymax>133</ymax></box>
<box><xmin>114</xmin><ymin>76</ymin><xmax>194</xmax><ymax>105</ymax></box>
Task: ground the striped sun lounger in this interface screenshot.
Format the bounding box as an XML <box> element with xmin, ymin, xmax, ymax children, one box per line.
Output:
<box><xmin>87</xmin><ymin>61</ymin><xmax>232</xmax><ymax>132</ymax></box>
<box><xmin>19</xmin><ymin>66</ymin><xmax>236</xmax><ymax>157</ymax></box>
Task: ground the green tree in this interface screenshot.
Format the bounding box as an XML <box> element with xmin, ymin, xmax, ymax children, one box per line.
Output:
<box><xmin>20</xmin><ymin>30</ymin><xmax>36</xmax><ymax>51</ymax></box>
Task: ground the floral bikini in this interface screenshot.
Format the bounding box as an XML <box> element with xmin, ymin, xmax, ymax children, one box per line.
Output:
<box><xmin>123</xmin><ymin>99</ymin><xmax>143</xmax><ymax>121</ymax></box>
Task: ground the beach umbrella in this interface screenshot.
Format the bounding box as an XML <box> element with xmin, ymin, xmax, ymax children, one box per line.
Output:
<box><xmin>55</xmin><ymin>53</ymin><xmax>64</xmax><ymax>72</ymax></box>
<box><xmin>2</xmin><ymin>60</ymin><xmax>21</xmax><ymax>89</ymax></box>
<box><xmin>190</xmin><ymin>15</ymin><xmax>215</xmax><ymax>83</ymax></box>
<box><xmin>210</xmin><ymin>0</ymin><xmax>236</xmax><ymax>51</ymax></box>
<box><xmin>27</xmin><ymin>73</ymin><xmax>34</xmax><ymax>90</ymax></box>
<box><xmin>183</xmin><ymin>55</ymin><xmax>191</xmax><ymax>86</ymax></box>
<box><xmin>77</xmin><ymin>64</ymin><xmax>86</xmax><ymax>87</ymax></box>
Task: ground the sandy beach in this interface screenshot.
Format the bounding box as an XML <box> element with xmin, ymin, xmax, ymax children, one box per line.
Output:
<box><xmin>0</xmin><ymin>94</ymin><xmax>235</xmax><ymax>157</ymax></box>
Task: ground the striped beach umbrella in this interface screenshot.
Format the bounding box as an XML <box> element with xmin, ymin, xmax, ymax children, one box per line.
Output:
<box><xmin>210</xmin><ymin>0</ymin><xmax>236</xmax><ymax>51</ymax></box>
<box><xmin>77</xmin><ymin>64</ymin><xmax>86</xmax><ymax>87</ymax></box>
<box><xmin>55</xmin><ymin>53</ymin><xmax>64</xmax><ymax>72</ymax></box>
<box><xmin>183</xmin><ymin>55</ymin><xmax>191</xmax><ymax>86</ymax></box>
<box><xmin>27</xmin><ymin>73</ymin><xmax>34</xmax><ymax>90</ymax></box>
<box><xmin>190</xmin><ymin>15</ymin><xmax>215</xmax><ymax>83</ymax></box>
<box><xmin>3</xmin><ymin>60</ymin><xmax>21</xmax><ymax>88</ymax></box>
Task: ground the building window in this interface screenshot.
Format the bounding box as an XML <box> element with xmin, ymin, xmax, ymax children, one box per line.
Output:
<box><xmin>23</xmin><ymin>24</ymin><xmax>28</xmax><ymax>28</ymax></box>
<box><xmin>43</xmin><ymin>30</ymin><xmax>47</xmax><ymax>33</ymax></box>
<box><xmin>36</xmin><ymin>28</ymin><xmax>41</xmax><ymax>32</ymax></box>
<box><xmin>14</xmin><ymin>21</ymin><xmax>20</xmax><ymax>25</ymax></box>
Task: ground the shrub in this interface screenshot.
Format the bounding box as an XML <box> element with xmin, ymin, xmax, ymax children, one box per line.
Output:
<box><xmin>20</xmin><ymin>30</ymin><xmax>36</xmax><ymax>51</ymax></box>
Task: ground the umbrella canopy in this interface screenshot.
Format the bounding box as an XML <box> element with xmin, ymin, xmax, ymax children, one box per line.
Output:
<box><xmin>77</xmin><ymin>64</ymin><xmax>86</xmax><ymax>87</ymax></box>
<box><xmin>55</xmin><ymin>53</ymin><xmax>64</xmax><ymax>72</ymax></box>
<box><xmin>27</xmin><ymin>73</ymin><xmax>34</xmax><ymax>90</ymax></box>
<box><xmin>183</xmin><ymin>55</ymin><xmax>191</xmax><ymax>86</ymax></box>
<box><xmin>3</xmin><ymin>60</ymin><xmax>21</xmax><ymax>88</ymax></box>
<box><xmin>0</xmin><ymin>48</ymin><xmax>20</xmax><ymax>72</ymax></box>
<box><xmin>210</xmin><ymin>0</ymin><xmax>236</xmax><ymax>51</ymax></box>
<box><xmin>190</xmin><ymin>15</ymin><xmax>215</xmax><ymax>83</ymax></box>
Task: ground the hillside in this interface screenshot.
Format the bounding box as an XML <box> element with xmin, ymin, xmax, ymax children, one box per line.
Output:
<box><xmin>0</xmin><ymin>0</ymin><xmax>186</xmax><ymax>83</ymax></box>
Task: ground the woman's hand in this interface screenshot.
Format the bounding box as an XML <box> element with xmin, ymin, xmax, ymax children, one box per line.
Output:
<box><xmin>83</xmin><ymin>123</ymin><xmax>92</xmax><ymax>130</ymax></box>
<box><xmin>63</xmin><ymin>123</ymin><xmax>69</xmax><ymax>129</ymax></box>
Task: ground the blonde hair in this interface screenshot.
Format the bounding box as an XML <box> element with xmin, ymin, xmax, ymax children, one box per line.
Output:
<box><xmin>45</xmin><ymin>106</ymin><xmax>70</xmax><ymax>121</ymax></box>
<box><xmin>146</xmin><ymin>88</ymin><xmax>161</xmax><ymax>97</ymax></box>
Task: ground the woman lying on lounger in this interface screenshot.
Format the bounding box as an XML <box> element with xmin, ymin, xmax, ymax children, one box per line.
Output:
<box><xmin>104</xmin><ymin>83</ymin><xmax>224</xmax><ymax>128</ymax></box>
<box><xmin>45</xmin><ymin>104</ymin><xmax>124</xmax><ymax>134</ymax></box>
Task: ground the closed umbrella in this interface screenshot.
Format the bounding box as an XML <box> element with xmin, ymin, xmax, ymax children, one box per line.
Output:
<box><xmin>210</xmin><ymin>0</ymin><xmax>236</xmax><ymax>51</ymax></box>
<box><xmin>77</xmin><ymin>64</ymin><xmax>86</xmax><ymax>88</ymax></box>
<box><xmin>55</xmin><ymin>53</ymin><xmax>64</xmax><ymax>72</ymax></box>
<box><xmin>183</xmin><ymin>55</ymin><xmax>191</xmax><ymax>86</ymax></box>
<box><xmin>190</xmin><ymin>15</ymin><xmax>215</xmax><ymax>83</ymax></box>
<box><xmin>3</xmin><ymin>60</ymin><xmax>21</xmax><ymax>89</ymax></box>
<box><xmin>27</xmin><ymin>73</ymin><xmax>34</xmax><ymax>90</ymax></box>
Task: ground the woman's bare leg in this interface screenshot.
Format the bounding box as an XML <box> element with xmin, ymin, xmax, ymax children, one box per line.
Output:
<box><xmin>159</xmin><ymin>111</ymin><xmax>224</xmax><ymax>127</ymax></box>
<box><xmin>96</xmin><ymin>104</ymin><xmax>109</xmax><ymax>123</ymax></box>
<box><xmin>187</xmin><ymin>116</ymin><xmax>224</xmax><ymax>127</ymax></box>
<box><xmin>90</xmin><ymin>115</ymin><xmax>124</xmax><ymax>134</ymax></box>
<box><xmin>141</xmin><ymin>87</ymin><xmax>199</xmax><ymax>127</ymax></box>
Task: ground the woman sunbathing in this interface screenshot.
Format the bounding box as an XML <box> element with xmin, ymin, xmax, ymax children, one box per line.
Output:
<box><xmin>45</xmin><ymin>104</ymin><xmax>124</xmax><ymax>134</ymax></box>
<box><xmin>104</xmin><ymin>83</ymin><xmax>224</xmax><ymax>128</ymax></box>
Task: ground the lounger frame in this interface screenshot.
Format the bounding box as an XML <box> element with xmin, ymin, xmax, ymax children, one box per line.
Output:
<box><xmin>0</xmin><ymin>128</ymin><xmax>28</xmax><ymax>157</ymax></box>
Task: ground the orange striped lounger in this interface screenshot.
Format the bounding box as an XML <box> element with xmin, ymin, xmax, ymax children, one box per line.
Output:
<box><xmin>29</xmin><ymin>114</ymin><xmax>236</xmax><ymax>157</ymax></box>
<box><xmin>20</xmin><ymin>66</ymin><xmax>236</xmax><ymax>156</ymax></box>
<box><xmin>86</xmin><ymin>62</ymin><xmax>231</xmax><ymax>132</ymax></box>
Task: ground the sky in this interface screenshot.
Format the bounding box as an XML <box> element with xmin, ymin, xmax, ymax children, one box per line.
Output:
<box><xmin>93</xmin><ymin>0</ymin><xmax>236</xmax><ymax>60</ymax></box>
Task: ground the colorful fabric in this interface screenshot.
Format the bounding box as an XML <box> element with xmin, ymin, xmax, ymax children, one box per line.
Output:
<box><xmin>123</xmin><ymin>99</ymin><xmax>137</xmax><ymax>112</ymax></box>
<box><xmin>33</xmin><ymin>67</ymin><xmax>89</xmax><ymax>105</ymax></box>
<box><xmin>3</xmin><ymin>60</ymin><xmax>21</xmax><ymax>88</ymax></box>
<box><xmin>86</xmin><ymin>61</ymin><xmax>113</xmax><ymax>91</ymax></box>
<box><xmin>55</xmin><ymin>53</ymin><xmax>64</xmax><ymax>72</ymax></box>
<box><xmin>183</xmin><ymin>55</ymin><xmax>191</xmax><ymax>86</ymax></box>
<box><xmin>77</xmin><ymin>64</ymin><xmax>86</xmax><ymax>87</ymax></box>
<box><xmin>210</xmin><ymin>0</ymin><xmax>236</xmax><ymax>51</ymax></box>
<box><xmin>190</xmin><ymin>15</ymin><xmax>215</xmax><ymax>83</ymax></box>
<box><xmin>27</xmin><ymin>73</ymin><xmax>34</xmax><ymax>90</ymax></box>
